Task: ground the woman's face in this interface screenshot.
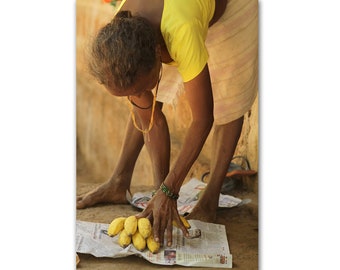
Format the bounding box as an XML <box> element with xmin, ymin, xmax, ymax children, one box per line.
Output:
<box><xmin>107</xmin><ymin>60</ymin><xmax>162</xmax><ymax>97</ymax></box>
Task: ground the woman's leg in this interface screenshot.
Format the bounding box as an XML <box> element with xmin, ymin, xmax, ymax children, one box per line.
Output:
<box><xmin>143</xmin><ymin>103</ymin><xmax>171</xmax><ymax>189</ymax></box>
<box><xmin>76</xmin><ymin>117</ymin><xmax>144</xmax><ymax>209</ymax></box>
<box><xmin>187</xmin><ymin>116</ymin><xmax>244</xmax><ymax>222</ymax></box>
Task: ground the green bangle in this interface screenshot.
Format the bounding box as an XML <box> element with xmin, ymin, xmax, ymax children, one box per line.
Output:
<box><xmin>160</xmin><ymin>183</ymin><xmax>179</xmax><ymax>200</ymax></box>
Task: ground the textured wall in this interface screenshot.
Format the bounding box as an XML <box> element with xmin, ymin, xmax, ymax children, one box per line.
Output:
<box><xmin>76</xmin><ymin>0</ymin><xmax>258</xmax><ymax>189</ymax></box>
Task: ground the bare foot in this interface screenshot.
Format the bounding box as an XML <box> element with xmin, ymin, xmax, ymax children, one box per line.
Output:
<box><xmin>186</xmin><ymin>203</ymin><xmax>217</xmax><ymax>223</ymax></box>
<box><xmin>77</xmin><ymin>181</ymin><xmax>129</xmax><ymax>209</ymax></box>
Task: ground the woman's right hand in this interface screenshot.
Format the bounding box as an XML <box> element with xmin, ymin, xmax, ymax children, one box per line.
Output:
<box><xmin>136</xmin><ymin>189</ymin><xmax>189</xmax><ymax>246</ymax></box>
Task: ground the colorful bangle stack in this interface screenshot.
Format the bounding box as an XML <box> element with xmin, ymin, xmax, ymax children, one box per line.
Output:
<box><xmin>160</xmin><ymin>182</ymin><xmax>179</xmax><ymax>200</ymax></box>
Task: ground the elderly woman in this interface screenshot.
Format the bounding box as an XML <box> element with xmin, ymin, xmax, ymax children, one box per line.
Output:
<box><xmin>77</xmin><ymin>0</ymin><xmax>258</xmax><ymax>246</ymax></box>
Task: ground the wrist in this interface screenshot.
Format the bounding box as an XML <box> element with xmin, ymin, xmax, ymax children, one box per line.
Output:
<box><xmin>160</xmin><ymin>182</ymin><xmax>179</xmax><ymax>200</ymax></box>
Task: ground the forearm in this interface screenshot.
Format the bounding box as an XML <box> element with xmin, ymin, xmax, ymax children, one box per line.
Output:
<box><xmin>164</xmin><ymin>116</ymin><xmax>213</xmax><ymax>194</ymax></box>
<box><xmin>163</xmin><ymin>64</ymin><xmax>214</xmax><ymax>194</ymax></box>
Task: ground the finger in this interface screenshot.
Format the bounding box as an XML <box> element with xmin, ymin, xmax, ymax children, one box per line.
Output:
<box><xmin>166</xmin><ymin>212</ymin><xmax>173</xmax><ymax>247</ymax></box>
<box><xmin>148</xmin><ymin>213</ymin><xmax>154</xmax><ymax>223</ymax></box>
<box><xmin>153</xmin><ymin>214</ymin><xmax>161</xmax><ymax>243</ymax></box>
<box><xmin>159</xmin><ymin>216</ymin><xmax>167</xmax><ymax>246</ymax></box>
<box><xmin>135</xmin><ymin>208</ymin><xmax>150</xmax><ymax>219</ymax></box>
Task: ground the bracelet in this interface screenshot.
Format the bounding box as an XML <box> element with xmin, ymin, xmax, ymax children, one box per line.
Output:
<box><xmin>160</xmin><ymin>182</ymin><xmax>179</xmax><ymax>200</ymax></box>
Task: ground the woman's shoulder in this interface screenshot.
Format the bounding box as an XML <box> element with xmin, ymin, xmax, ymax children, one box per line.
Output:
<box><xmin>161</xmin><ymin>0</ymin><xmax>214</xmax><ymax>27</ymax></box>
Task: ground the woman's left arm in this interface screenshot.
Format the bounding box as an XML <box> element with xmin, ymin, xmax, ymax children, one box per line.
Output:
<box><xmin>139</xmin><ymin>64</ymin><xmax>214</xmax><ymax>245</ymax></box>
<box><xmin>164</xmin><ymin>64</ymin><xmax>214</xmax><ymax>192</ymax></box>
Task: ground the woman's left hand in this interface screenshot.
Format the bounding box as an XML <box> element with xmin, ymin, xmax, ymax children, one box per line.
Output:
<box><xmin>136</xmin><ymin>189</ymin><xmax>189</xmax><ymax>246</ymax></box>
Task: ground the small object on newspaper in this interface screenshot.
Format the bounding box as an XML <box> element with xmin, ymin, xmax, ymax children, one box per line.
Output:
<box><xmin>129</xmin><ymin>178</ymin><xmax>246</xmax><ymax>215</ymax></box>
<box><xmin>76</xmin><ymin>219</ymin><xmax>233</xmax><ymax>268</ymax></box>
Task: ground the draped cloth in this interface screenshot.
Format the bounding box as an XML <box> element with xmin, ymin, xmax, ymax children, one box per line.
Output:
<box><xmin>157</xmin><ymin>0</ymin><xmax>258</xmax><ymax>125</ymax></box>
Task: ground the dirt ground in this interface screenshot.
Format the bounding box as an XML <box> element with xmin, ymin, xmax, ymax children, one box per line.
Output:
<box><xmin>76</xmin><ymin>181</ymin><xmax>258</xmax><ymax>270</ymax></box>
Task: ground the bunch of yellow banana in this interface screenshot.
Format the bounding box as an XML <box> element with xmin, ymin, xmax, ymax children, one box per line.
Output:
<box><xmin>108</xmin><ymin>215</ymin><xmax>190</xmax><ymax>253</ymax></box>
<box><xmin>107</xmin><ymin>215</ymin><xmax>159</xmax><ymax>253</ymax></box>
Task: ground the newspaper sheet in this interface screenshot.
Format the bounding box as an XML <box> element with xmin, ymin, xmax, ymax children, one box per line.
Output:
<box><xmin>76</xmin><ymin>219</ymin><xmax>233</xmax><ymax>268</ymax></box>
<box><xmin>130</xmin><ymin>178</ymin><xmax>245</xmax><ymax>215</ymax></box>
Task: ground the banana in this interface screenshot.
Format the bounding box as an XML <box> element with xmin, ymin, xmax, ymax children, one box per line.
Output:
<box><xmin>110</xmin><ymin>215</ymin><xmax>164</xmax><ymax>253</ymax></box>
<box><xmin>118</xmin><ymin>229</ymin><xmax>131</xmax><ymax>248</ymax></box>
<box><xmin>132</xmin><ymin>231</ymin><xmax>146</xmax><ymax>251</ymax></box>
<box><xmin>107</xmin><ymin>217</ymin><xmax>126</xmax><ymax>236</ymax></box>
<box><xmin>146</xmin><ymin>234</ymin><xmax>160</xmax><ymax>254</ymax></box>
<box><xmin>137</xmin><ymin>218</ymin><xmax>152</xmax><ymax>239</ymax></box>
<box><xmin>172</xmin><ymin>216</ymin><xmax>191</xmax><ymax>229</ymax></box>
<box><xmin>124</xmin><ymin>215</ymin><xmax>138</xmax><ymax>236</ymax></box>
